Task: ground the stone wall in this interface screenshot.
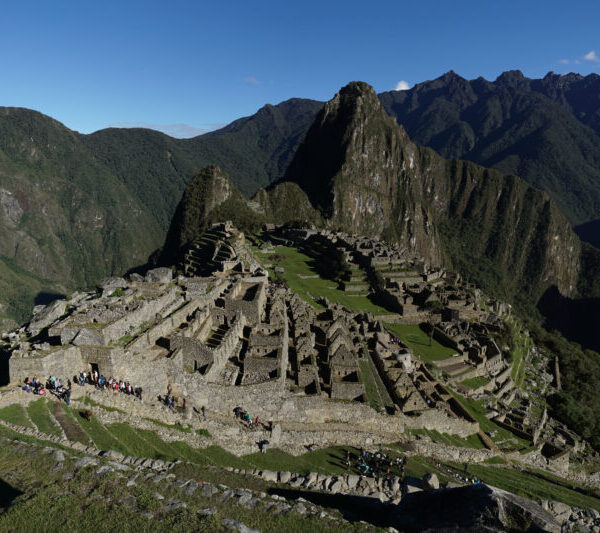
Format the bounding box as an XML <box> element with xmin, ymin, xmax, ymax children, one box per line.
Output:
<box><xmin>403</xmin><ymin>408</ymin><xmax>479</xmax><ymax>437</ymax></box>
<box><xmin>127</xmin><ymin>300</ymin><xmax>203</xmax><ymax>353</ymax></box>
<box><xmin>102</xmin><ymin>288</ymin><xmax>181</xmax><ymax>343</ymax></box>
<box><xmin>172</xmin><ymin>313</ymin><xmax>243</xmax><ymax>380</ymax></box>
<box><xmin>80</xmin><ymin>346</ymin><xmax>122</xmax><ymax>377</ymax></box>
<box><xmin>110</xmin><ymin>349</ymin><xmax>184</xmax><ymax>400</ymax></box>
<box><xmin>9</xmin><ymin>346</ymin><xmax>82</xmax><ymax>383</ymax></box>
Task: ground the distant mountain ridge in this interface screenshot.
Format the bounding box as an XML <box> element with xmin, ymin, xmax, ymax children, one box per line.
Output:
<box><xmin>379</xmin><ymin>70</ymin><xmax>600</xmax><ymax>230</ymax></box>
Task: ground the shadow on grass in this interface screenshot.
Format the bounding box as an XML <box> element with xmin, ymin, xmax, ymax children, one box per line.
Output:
<box><xmin>268</xmin><ymin>487</ymin><xmax>394</xmax><ymax>526</ymax></box>
<box><xmin>0</xmin><ymin>477</ymin><xmax>22</xmax><ymax>510</ymax></box>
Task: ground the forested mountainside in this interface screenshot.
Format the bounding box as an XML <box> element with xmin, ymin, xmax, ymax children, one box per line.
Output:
<box><xmin>0</xmin><ymin>99</ymin><xmax>321</xmax><ymax>327</ymax></box>
<box><xmin>379</xmin><ymin>71</ymin><xmax>600</xmax><ymax>233</ymax></box>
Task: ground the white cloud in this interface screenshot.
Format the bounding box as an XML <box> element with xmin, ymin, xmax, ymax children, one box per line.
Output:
<box><xmin>243</xmin><ymin>76</ymin><xmax>260</xmax><ymax>85</ymax></box>
<box><xmin>584</xmin><ymin>50</ymin><xmax>600</xmax><ymax>63</ymax></box>
<box><xmin>558</xmin><ymin>58</ymin><xmax>570</xmax><ymax>65</ymax></box>
<box><xmin>106</xmin><ymin>122</ymin><xmax>222</xmax><ymax>138</ymax></box>
<box><xmin>394</xmin><ymin>80</ymin><xmax>410</xmax><ymax>91</ymax></box>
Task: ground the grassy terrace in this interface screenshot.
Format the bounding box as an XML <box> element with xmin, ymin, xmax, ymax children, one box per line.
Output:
<box><xmin>446</xmin><ymin>389</ymin><xmax>533</xmax><ymax>452</ymax></box>
<box><xmin>1</xmin><ymin>403</ymin><xmax>600</xmax><ymax>514</ymax></box>
<box><xmin>510</xmin><ymin>323</ymin><xmax>531</xmax><ymax>387</ymax></box>
<box><xmin>460</xmin><ymin>376</ymin><xmax>491</xmax><ymax>389</ymax></box>
<box><xmin>464</xmin><ymin>464</ymin><xmax>600</xmax><ymax>512</ymax></box>
<box><xmin>384</xmin><ymin>323</ymin><xmax>457</xmax><ymax>363</ymax></box>
<box><xmin>27</xmin><ymin>398</ymin><xmax>62</xmax><ymax>436</ymax></box>
<box><xmin>256</xmin><ymin>245</ymin><xmax>390</xmax><ymax>314</ymax></box>
<box><xmin>0</xmin><ymin>430</ymin><xmax>374</xmax><ymax>533</ymax></box>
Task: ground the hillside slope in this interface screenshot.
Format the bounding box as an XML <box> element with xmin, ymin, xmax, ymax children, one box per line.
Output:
<box><xmin>379</xmin><ymin>71</ymin><xmax>600</xmax><ymax>230</ymax></box>
<box><xmin>0</xmin><ymin>100</ymin><xmax>321</xmax><ymax>327</ymax></box>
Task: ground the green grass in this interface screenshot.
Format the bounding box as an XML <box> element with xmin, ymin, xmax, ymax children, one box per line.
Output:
<box><xmin>483</xmin><ymin>456</ymin><xmax>507</xmax><ymax>465</ymax></box>
<box><xmin>0</xmin><ymin>438</ymin><xmax>371</xmax><ymax>533</ymax></box>
<box><xmin>460</xmin><ymin>376</ymin><xmax>491</xmax><ymax>389</ymax></box>
<box><xmin>51</xmin><ymin>403</ymin><xmax>91</xmax><ymax>445</ymax></box>
<box><xmin>27</xmin><ymin>398</ymin><xmax>62</xmax><ymax>436</ymax></box>
<box><xmin>242</xmin><ymin>445</ymin><xmax>372</xmax><ymax>476</ymax></box>
<box><xmin>385</xmin><ymin>323</ymin><xmax>457</xmax><ymax>362</ymax></box>
<box><xmin>144</xmin><ymin>417</ymin><xmax>192</xmax><ymax>433</ymax></box>
<box><xmin>358</xmin><ymin>357</ymin><xmax>394</xmax><ymax>412</ymax></box>
<box><xmin>72</xmin><ymin>410</ymin><xmax>131</xmax><ymax>455</ymax></box>
<box><xmin>0</xmin><ymin>403</ymin><xmax>34</xmax><ymax>428</ymax></box>
<box><xmin>105</xmin><ymin>423</ymin><xmax>164</xmax><ymax>459</ymax></box>
<box><xmin>466</xmin><ymin>464</ymin><xmax>600</xmax><ymax>511</ymax></box>
<box><xmin>447</xmin><ymin>389</ymin><xmax>531</xmax><ymax>451</ymax></box>
<box><xmin>5</xmin><ymin>415</ymin><xmax>599</xmax><ymax>520</ymax></box>
<box><xmin>262</xmin><ymin>246</ymin><xmax>390</xmax><ymax>314</ymax></box>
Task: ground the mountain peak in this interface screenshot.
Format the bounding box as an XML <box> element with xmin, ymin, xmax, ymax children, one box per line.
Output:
<box><xmin>338</xmin><ymin>81</ymin><xmax>377</xmax><ymax>97</ymax></box>
<box><xmin>494</xmin><ymin>70</ymin><xmax>531</xmax><ymax>89</ymax></box>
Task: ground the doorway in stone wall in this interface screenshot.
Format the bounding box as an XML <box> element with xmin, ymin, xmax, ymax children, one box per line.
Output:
<box><xmin>90</xmin><ymin>362</ymin><xmax>99</xmax><ymax>377</ymax></box>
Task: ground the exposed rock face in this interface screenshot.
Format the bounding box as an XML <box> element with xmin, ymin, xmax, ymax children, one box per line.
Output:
<box><xmin>28</xmin><ymin>299</ymin><xmax>67</xmax><ymax>335</ymax></box>
<box><xmin>380</xmin><ymin>70</ymin><xmax>600</xmax><ymax>227</ymax></box>
<box><xmin>390</xmin><ymin>483</ymin><xmax>560</xmax><ymax>532</ymax></box>
<box><xmin>422</xmin><ymin>472</ymin><xmax>439</xmax><ymax>490</ymax></box>
<box><xmin>145</xmin><ymin>268</ymin><xmax>172</xmax><ymax>284</ymax></box>
<box><xmin>98</xmin><ymin>277</ymin><xmax>128</xmax><ymax>292</ymax></box>
<box><xmin>282</xmin><ymin>81</ymin><xmax>443</xmax><ymax>264</ymax></box>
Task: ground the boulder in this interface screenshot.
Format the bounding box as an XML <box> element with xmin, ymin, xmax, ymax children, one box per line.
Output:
<box><xmin>278</xmin><ymin>471</ymin><xmax>292</xmax><ymax>483</ymax></box>
<box><xmin>261</xmin><ymin>470</ymin><xmax>278</xmax><ymax>483</ymax></box>
<box><xmin>370</xmin><ymin>491</ymin><xmax>388</xmax><ymax>503</ymax></box>
<box><xmin>422</xmin><ymin>472</ymin><xmax>440</xmax><ymax>490</ymax></box>
<box><xmin>270</xmin><ymin>423</ymin><xmax>282</xmax><ymax>445</ymax></box>
<box><xmin>548</xmin><ymin>500</ymin><xmax>573</xmax><ymax>523</ymax></box>
<box><xmin>128</xmin><ymin>272</ymin><xmax>145</xmax><ymax>283</ymax></box>
<box><xmin>346</xmin><ymin>474</ymin><xmax>360</xmax><ymax>489</ymax></box>
<box><xmin>98</xmin><ymin>277</ymin><xmax>128</xmax><ymax>292</ymax></box>
<box><xmin>28</xmin><ymin>299</ymin><xmax>67</xmax><ymax>334</ymax></box>
<box><xmin>145</xmin><ymin>268</ymin><xmax>172</xmax><ymax>284</ymax></box>
<box><xmin>391</xmin><ymin>484</ymin><xmax>560</xmax><ymax>533</ymax></box>
<box><xmin>72</xmin><ymin>328</ymin><xmax>105</xmax><ymax>346</ymax></box>
<box><xmin>329</xmin><ymin>480</ymin><xmax>344</xmax><ymax>494</ymax></box>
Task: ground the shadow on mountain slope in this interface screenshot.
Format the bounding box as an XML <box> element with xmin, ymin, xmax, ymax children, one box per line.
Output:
<box><xmin>538</xmin><ymin>285</ymin><xmax>600</xmax><ymax>352</ymax></box>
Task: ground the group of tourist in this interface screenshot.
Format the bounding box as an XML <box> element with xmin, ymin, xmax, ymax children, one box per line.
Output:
<box><xmin>160</xmin><ymin>393</ymin><xmax>184</xmax><ymax>410</ymax></box>
<box><xmin>233</xmin><ymin>407</ymin><xmax>264</xmax><ymax>429</ymax></box>
<box><xmin>22</xmin><ymin>376</ymin><xmax>72</xmax><ymax>405</ymax></box>
<box><xmin>350</xmin><ymin>447</ymin><xmax>408</xmax><ymax>479</ymax></box>
<box><xmin>76</xmin><ymin>370</ymin><xmax>143</xmax><ymax>401</ymax></box>
<box><xmin>434</xmin><ymin>461</ymin><xmax>481</xmax><ymax>485</ymax></box>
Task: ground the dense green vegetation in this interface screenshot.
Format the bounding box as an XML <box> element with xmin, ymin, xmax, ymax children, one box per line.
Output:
<box><xmin>526</xmin><ymin>323</ymin><xmax>600</xmax><ymax>450</ymax></box>
<box><xmin>0</xmin><ymin>100</ymin><xmax>321</xmax><ymax>325</ymax></box>
<box><xmin>380</xmin><ymin>70</ymin><xmax>600</xmax><ymax>227</ymax></box>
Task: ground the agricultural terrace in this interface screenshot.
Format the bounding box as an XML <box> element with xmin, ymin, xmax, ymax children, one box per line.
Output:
<box><xmin>384</xmin><ymin>323</ymin><xmax>457</xmax><ymax>363</ymax></box>
<box><xmin>253</xmin><ymin>245</ymin><xmax>390</xmax><ymax>314</ymax></box>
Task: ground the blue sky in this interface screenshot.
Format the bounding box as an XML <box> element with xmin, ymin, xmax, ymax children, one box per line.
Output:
<box><xmin>1</xmin><ymin>0</ymin><xmax>599</xmax><ymax>136</ymax></box>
